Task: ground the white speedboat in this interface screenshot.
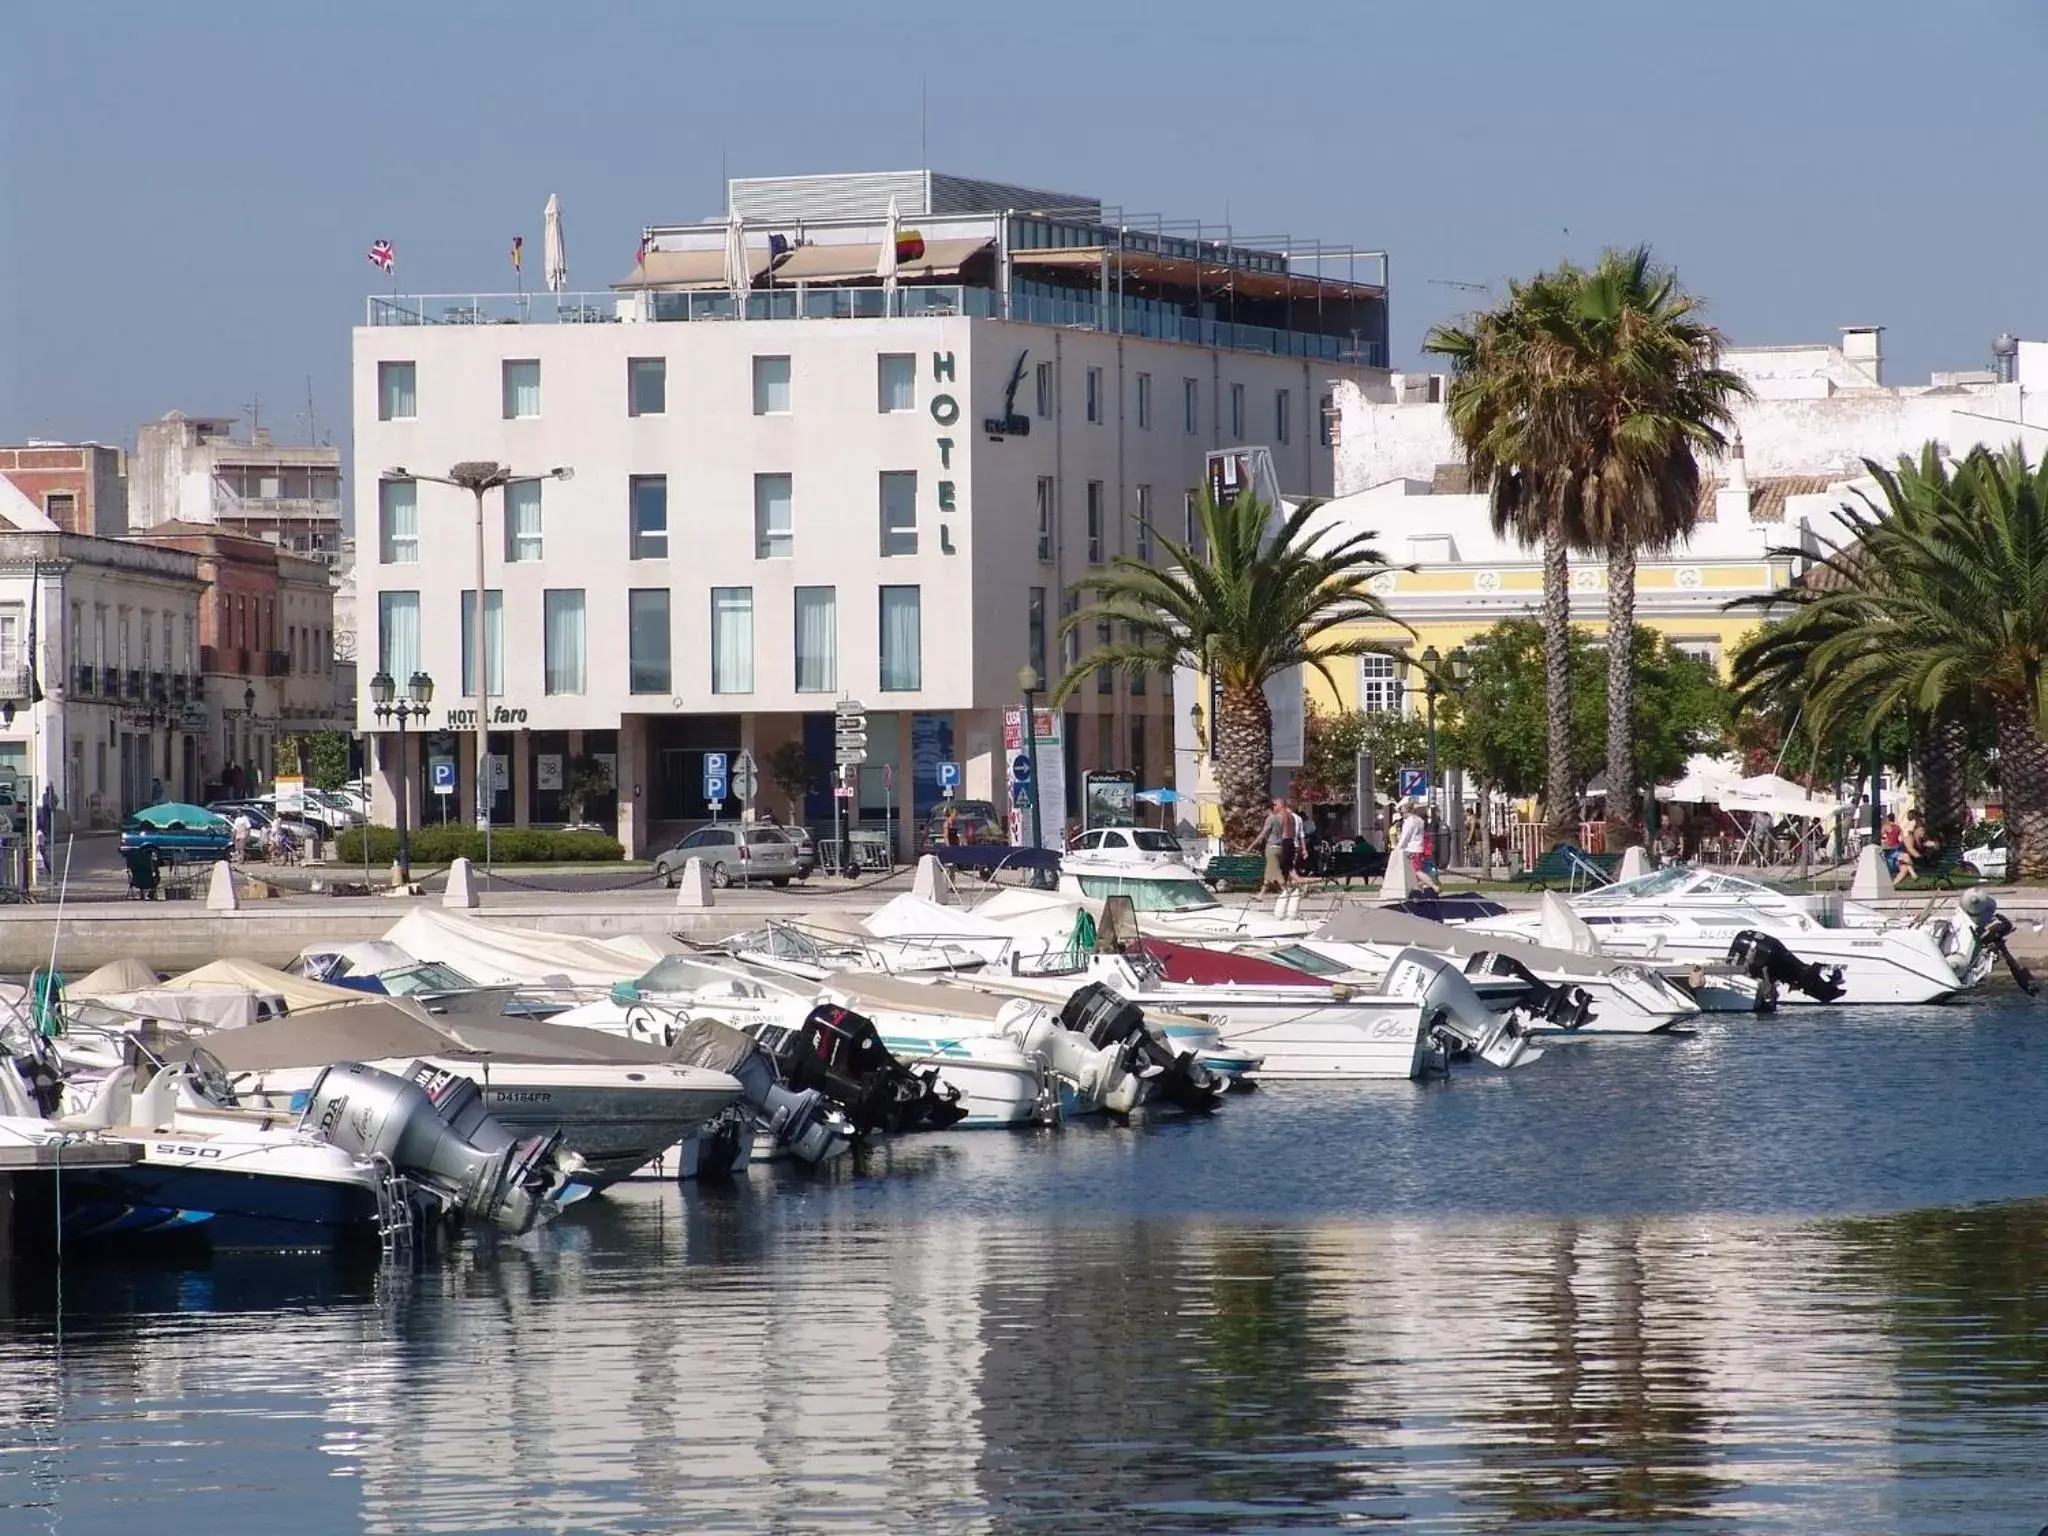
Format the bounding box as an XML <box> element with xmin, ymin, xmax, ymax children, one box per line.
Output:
<box><xmin>1053</xmin><ymin>855</ymin><xmax>1315</xmax><ymax>941</ymax></box>
<box><xmin>1465</xmin><ymin>866</ymin><xmax>1993</xmax><ymax>1006</ymax></box>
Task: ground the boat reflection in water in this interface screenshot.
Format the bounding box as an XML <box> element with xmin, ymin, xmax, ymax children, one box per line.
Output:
<box><xmin>6</xmin><ymin>1182</ymin><xmax>2048</xmax><ymax>1532</ymax></box>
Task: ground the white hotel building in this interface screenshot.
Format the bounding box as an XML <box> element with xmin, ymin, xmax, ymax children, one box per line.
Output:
<box><xmin>353</xmin><ymin>170</ymin><xmax>1389</xmax><ymax>856</ymax></box>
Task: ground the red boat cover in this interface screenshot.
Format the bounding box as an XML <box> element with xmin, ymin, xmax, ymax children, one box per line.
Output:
<box><xmin>1134</xmin><ymin>938</ymin><xmax>1319</xmax><ymax>987</ymax></box>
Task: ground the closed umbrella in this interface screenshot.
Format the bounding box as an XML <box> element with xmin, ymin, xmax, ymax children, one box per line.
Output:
<box><xmin>543</xmin><ymin>193</ymin><xmax>567</xmax><ymax>295</ymax></box>
<box><xmin>876</xmin><ymin>195</ymin><xmax>899</xmax><ymax>310</ymax></box>
<box><xmin>724</xmin><ymin>212</ymin><xmax>751</xmax><ymax>304</ymax></box>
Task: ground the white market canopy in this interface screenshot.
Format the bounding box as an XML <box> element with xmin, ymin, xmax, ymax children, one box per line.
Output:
<box><xmin>1718</xmin><ymin>773</ymin><xmax>1843</xmax><ymax>821</ymax></box>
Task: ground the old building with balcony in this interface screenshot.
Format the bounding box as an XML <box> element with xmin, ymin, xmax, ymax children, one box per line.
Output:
<box><xmin>0</xmin><ymin>525</ymin><xmax>202</xmax><ymax>827</ymax></box>
<box><xmin>134</xmin><ymin>522</ymin><xmax>344</xmax><ymax>797</ymax></box>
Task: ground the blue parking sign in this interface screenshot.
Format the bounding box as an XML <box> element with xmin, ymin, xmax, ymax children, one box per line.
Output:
<box><xmin>704</xmin><ymin>774</ymin><xmax>728</xmax><ymax>802</ymax></box>
<box><xmin>1397</xmin><ymin>766</ymin><xmax>1427</xmax><ymax>800</ymax></box>
<box><xmin>937</xmin><ymin>760</ymin><xmax>961</xmax><ymax>790</ymax></box>
<box><xmin>704</xmin><ymin>752</ymin><xmax>728</xmax><ymax>778</ymax></box>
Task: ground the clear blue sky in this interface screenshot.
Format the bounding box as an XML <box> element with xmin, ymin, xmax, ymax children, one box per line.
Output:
<box><xmin>6</xmin><ymin>0</ymin><xmax>2047</xmax><ymax>451</ymax></box>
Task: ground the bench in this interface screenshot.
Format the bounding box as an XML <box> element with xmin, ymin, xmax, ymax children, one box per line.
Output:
<box><xmin>1508</xmin><ymin>845</ymin><xmax>1620</xmax><ymax>891</ymax></box>
<box><xmin>1895</xmin><ymin>846</ymin><xmax>1979</xmax><ymax>890</ymax></box>
<box><xmin>1201</xmin><ymin>853</ymin><xmax>1269</xmax><ymax>891</ymax></box>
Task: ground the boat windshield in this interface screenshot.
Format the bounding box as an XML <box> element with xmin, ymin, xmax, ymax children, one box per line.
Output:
<box><xmin>379</xmin><ymin>961</ymin><xmax>476</xmax><ymax>996</ymax></box>
<box><xmin>636</xmin><ymin>953</ymin><xmax>804</xmax><ymax>998</ymax></box>
<box><xmin>1075</xmin><ymin>873</ymin><xmax>1220</xmax><ymax>913</ymax></box>
<box><xmin>1575</xmin><ymin>866</ymin><xmax>1699</xmax><ymax>905</ymax></box>
<box><xmin>1262</xmin><ymin>944</ymin><xmax>1352</xmax><ymax>977</ymax></box>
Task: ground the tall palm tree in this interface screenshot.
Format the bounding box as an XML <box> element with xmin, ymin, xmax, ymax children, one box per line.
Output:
<box><xmin>1734</xmin><ymin>444</ymin><xmax>2048</xmax><ymax>877</ymax></box>
<box><xmin>1052</xmin><ymin>488</ymin><xmax>1405</xmax><ymax>848</ymax></box>
<box><xmin>1429</xmin><ymin>249</ymin><xmax>1746</xmax><ymax>844</ymax></box>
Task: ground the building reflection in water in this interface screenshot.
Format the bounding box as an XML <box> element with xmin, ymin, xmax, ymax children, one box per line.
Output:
<box><xmin>2</xmin><ymin>1191</ymin><xmax>2048</xmax><ymax>1532</ymax></box>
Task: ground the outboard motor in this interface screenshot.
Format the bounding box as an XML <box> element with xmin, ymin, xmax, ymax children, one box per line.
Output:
<box><xmin>667</xmin><ymin>1018</ymin><xmax>852</xmax><ymax>1165</ymax></box>
<box><xmin>1960</xmin><ymin>890</ymin><xmax>2037</xmax><ymax>995</ymax></box>
<box><xmin>298</xmin><ymin>1061</ymin><xmax>584</xmax><ymax>1235</ymax></box>
<box><xmin>767</xmin><ymin>1004</ymin><xmax>968</xmax><ymax>1136</ymax></box>
<box><xmin>1727</xmin><ymin>929</ymin><xmax>1846</xmax><ymax>1012</ymax></box>
<box><xmin>1056</xmin><ymin>983</ymin><xmax>1222</xmax><ymax>1113</ymax></box>
<box><xmin>1463</xmin><ymin>952</ymin><xmax>1597</xmax><ymax>1031</ymax></box>
<box><xmin>1381</xmin><ymin>947</ymin><xmax>1542</xmax><ymax>1070</ymax></box>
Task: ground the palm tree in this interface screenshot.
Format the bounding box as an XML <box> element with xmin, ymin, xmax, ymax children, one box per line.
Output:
<box><xmin>1734</xmin><ymin>444</ymin><xmax>2048</xmax><ymax>877</ymax></box>
<box><xmin>1429</xmin><ymin>249</ymin><xmax>1746</xmax><ymax>844</ymax></box>
<box><xmin>1051</xmin><ymin>488</ymin><xmax>1405</xmax><ymax>849</ymax></box>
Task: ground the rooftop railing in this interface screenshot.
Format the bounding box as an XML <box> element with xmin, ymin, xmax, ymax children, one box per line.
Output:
<box><xmin>365</xmin><ymin>284</ymin><xmax>1385</xmax><ymax>365</ymax></box>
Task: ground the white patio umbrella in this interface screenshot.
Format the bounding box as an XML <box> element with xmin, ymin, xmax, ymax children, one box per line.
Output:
<box><xmin>542</xmin><ymin>193</ymin><xmax>567</xmax><ymax>294</ymax></box>
<box><xmin>876</xmin><ymin>195</ymin><xmax>900</xmax><ymax>308</ymax></box>
<box><xmin>723</xmin><ymin>211</ymin><xmax>752</xmax><ymax>302</ymax></box>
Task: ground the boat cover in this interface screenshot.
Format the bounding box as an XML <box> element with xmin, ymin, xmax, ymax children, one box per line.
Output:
<box><xmin>932</xmin><ymin>845</ymin><xmax>1060</xmax><ymax>875</ymax></box>
<box><xmin>76</xmin><ymin>986</ymin><xmax>281</xmax><ymax>1030</ymax></box>
<box><xmin>863</xmin><ymin>893</ymin><xmax>1015</xmax><ymax>942</ymax></box>
<box><xmin>666</xmin><ymin>1018</ymin><xmax>757</xmax><ymax>1076</ymax></box>
<box><xmin>1314</xmin><ymin>902</ymin><xmax>1628</xmax><ymax>980</ymax></box>
<box><xmin>382</xmin><ymin>909</ymin><xmax>669</xmax><ymax>986</ymax></box>
<box><xmin>68</xmin><ymin>957</ymin><xmax>163</xmax><ymax>998</ymax></box>
<box><xmin>199</xmin><ymin>997</ymin><xmax>672</xmax><ymax>1072</ymax></box>
<box><xmin>163</xmin><ymin>958</ymin><xmax>364</xmax><ymax>1012</ymax></box>
<box><xmin>826</xmin><ymin>971</ymin><xmax>1014</xmax><ymax>1021</ymax></box>
<box><xmin>1134</xmin><ymin>938</ymin><xmax>1319</xmax><ymax>987</ymax></box>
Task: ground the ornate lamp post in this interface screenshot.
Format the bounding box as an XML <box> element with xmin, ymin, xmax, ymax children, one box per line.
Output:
<box><xmin>370</xmin><ymin>667</ymin><xmax>433</xmax><ymax>883</ymax></box>
<box><xmin>1017</xmin><ymin>665</ymin><xmax>1045</xmax><ymax>853</ymax></box>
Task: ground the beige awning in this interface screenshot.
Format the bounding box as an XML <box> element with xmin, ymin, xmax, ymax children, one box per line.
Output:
<box><xmin>613</xmin><ymin>246</ymin><xmax>776</xmax><ymax>291</ymax></box>
<box><xmin>1011</xmin><ymin>245</ymin><xmax>1384</xmax><ymax>301</ymax></box>
<box><xmin>767</xmin><ymin>236</ymin><xmax>992</xmax><ymax>284</ymax></box>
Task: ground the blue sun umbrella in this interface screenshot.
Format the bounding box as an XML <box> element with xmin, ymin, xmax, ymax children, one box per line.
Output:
<box><xmin>127</xmin><ymin>802</ymin><xmax>228</xmax><ymax>831</ymax></box>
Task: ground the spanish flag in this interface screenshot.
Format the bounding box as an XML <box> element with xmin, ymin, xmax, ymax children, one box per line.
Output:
<box><xmin>894</xmin><ymin>230</ymin><xmax>925</xmax><ymax>264</ymax></box>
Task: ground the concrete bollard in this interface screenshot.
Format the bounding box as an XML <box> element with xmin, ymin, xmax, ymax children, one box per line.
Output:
<box><xmin>674</xmin><ymin>856</ymin><xmax>714</xmax><ymax>909</ymax></box>
<box><xmin>443</xmin><ymin>856</ymin><xmax>480</xmax><ymax>909</ymax></box>
<box><xmin>205</xmin><ymin>859</ymin><xmax>239</xmax><ymax>912</ymax></box>
<box><xmin>1849</xmin><ymin>843</ymin><xmax>1894</xmax><ymax>900</ymax></box>
<box><xmin>1617</xmin><ymin>844</ymin><xmax>1653</xmax><ymax>882</ymax></box>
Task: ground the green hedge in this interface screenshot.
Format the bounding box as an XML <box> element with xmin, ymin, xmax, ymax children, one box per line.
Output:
<box><xmin>334</xmin><ymin>825</ymin><xmax>625</xmax><ymax>864</ymax></box>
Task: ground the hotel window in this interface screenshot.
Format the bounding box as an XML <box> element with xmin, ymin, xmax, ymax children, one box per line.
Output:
<box><xmin>1183</xmin><ymin>377</ymin><xmax>1199</xmax><ymax>434</ymax></box>
<box><xmin>182</xmin><ymin>615</ymin><xmax>192</xmax><ymax>673</ymax></box>
<box><xmin>1319</xmin><ymin>392</ymin><xmax>1335</xmax><ymax>448</ymax></box>
<box><xmin>754</xmin><ymin>473</ymin><xmax>793</xmax><ymax>559</ymax></box>
<box><xmin>378</xmin><ymin>478</ymin><xmax>417</xmax><ymax>563</ymax></box>
<box><xmin>1134</xmin><ymin>485</ymin><xmax>1153</xmax><ymax>562</ymax></box>
<box><xmin>1135</xmin><ymin>372</ymin><xmax>1152</xmax><ymax>429</ymax></box>
<box><xmin>752</xmin><ymin>354</ymin><xmax>791</xmax><ymax>414</ymax></box>
<box><xmin>1086</xmin><ymin>481</ymin><xmax>1105</xmax><ymax>563</ymax></box>
<box><xmin>877</xmin><ymin>353</ymin><xmax>915</xmax><ymax>413</ymax></box>
<box><xmin>504</xmin><ymin>479</ymin><xmax>543</xmax><ymax>562</ymax></box>
<box><xmin>628</xmin><ymin>358</ymin><xmax>666</xmax><ymax>416</ymax></box>
<box><xmin>1027</xmin><ymin>587</ymin><xmax>1047</xmax><ymax>685</ymax></box>
<box><xmin>1035</xmin><ymin>360</ymin><xmax>1054</xmax><ymax>418</ymax></box>
<box><xmin>502</xmin><ymin>359</ymin><xmax>541</xmax><ymax>419</ymax></box>
<box><xmin>880</xmin><ymin>471</ymin><xmax>917</xmax><ymax>556</ymax></box>
<box><xmin>628</xmin><ymin>588</ymin><xmax>670</xmax><ymax>694</ymax></box>
<box><xmin>1127</xmin><ymin>624</ymin><xmax>1146</xmax><ymax>694</ymax></box>
<box><xmin>879</xmin><ymin>585</ymin><xmax>922</xmax><ymax>691</ymax></box>
<box><xmin>1085</xmin><ymin>367</ymin><xmax>1104</xmax><ymax>424</ymax></box>
<box><xmin>1275</xmin><ymin>388</ymin><xmax>1291</xmax><ymax>445</ymax></box>
<box><xmin>1096</xmin><ymin>620</ymin><xmax>1114</xmax><ymax>694</ymax></box>
<box><xmin>1229</xmin><ymin>383</ymin><xmax>1245</xmax><ymax>440</ymax></box>
<box><xmin>140</xmin><ymin>610</ymin><xmax>152</xmax><ymax>673</ymax></box>
<box><xmin>1360</xmin><ymin>654</ymin><xmax>1399</xmax><ymax>713</ymax></box>
<box><xmin>629</xmin><ymin>475</ymin><xmax>668</xmax><ymax>559</ymax></box>
<box><xmin>376</xmin><ymin>591</ymin><xmax>420</xmax><ymax>683</ymax></box>
<box><xmin>1128</xmin><ymin>715</ymin><xmax>1147</xmax><ymax>780</ymax></box>
<box><xmin>1060</xmin><ymin>591</ymin><xmax>1080</xmax><ymax>668</ymax></box>
<box><xmin>44</xmin><ymin>493</ymin><xmax>75</xmax><ymax>528</ymax></box>
<box><xmin>377</xmin><ymin>361</ymin><xmax>415</xmax><ymax>421</ymax></box>
<box><xmin>1036</xmin><ymin>477</ymin><xmax>1055</xmax><ymax>562</ymax></box>
<box><xmin>459</xmin><ymin>588</ymin><xmax>504</xmax><ymax>697</ymax></box>
<box><xmin>1183</xmin><ymin>488</ymin><xmax>1205</xmax><ymax>559</ymax></box>
<box><xmin>542</xmin><ymin>590</ymin><xmax>586</xmax><ymax>695</ymax></box>
<box><xmin>1097</xmin><ymin>714</ymin><xmax>1116</xmax><ymax>771</ymax></box>
<box><xmin>710</xmin><ymin>588</ymin><xmax>754</xmax><ymax>695</ymax></box>
<box><xmin>794</xmin><ymin>586</ymin><xmax>837</xmax><ymax>693</ymax></box>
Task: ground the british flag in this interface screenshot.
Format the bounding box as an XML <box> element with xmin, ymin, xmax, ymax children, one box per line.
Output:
<box><xmin>367</xmin><ymin>239</ymin><xmax>395</xmax><ymax>273</ymax></box>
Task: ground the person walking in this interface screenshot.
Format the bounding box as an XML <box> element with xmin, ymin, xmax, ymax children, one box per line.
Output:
<box><xmin>1256</xmin><ymin>798</ymin><xmax>1288</xmax><ymax>893</ymax></box>
<box><xmin>231</xmin><ymin>809</ymin><xmax>252</xmax><ymax>863</ymax></box>
<box><xmin>1291</xmin><ymin>803</ymin><xmax>1315</xmax><ymax>882</ymax></box>
<box><xmin>1880</xmin><ymin>811</ymin><xmax>1904</xmax><ymax>876</ymax></box>
<box><xmin>1397</xmin><ymin>798</ymin><xmax>1437</xmax><ymax>891</ymax></box>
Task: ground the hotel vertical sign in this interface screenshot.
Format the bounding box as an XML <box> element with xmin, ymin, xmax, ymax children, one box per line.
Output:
<box><xmin>932</xmin><ymin>351</ymin><xmax>960</xmax><ymax>554</ymax></box>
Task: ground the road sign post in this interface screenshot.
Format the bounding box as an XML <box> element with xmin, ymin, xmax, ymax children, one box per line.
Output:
<box><xmin>704</xmin><ymin>751</ymin><xmax>729</xmax><ymax>823</ymax></box>
<box><xmin>833</xmin><ymin>700</ymin><xmax>867</xmax><ymax>875</ymax></box>
<box><xmin>732</xmin><ymin>749</ymin><xmax>758</xmax><ymax>815</ymax></box>
<box><xmin>1397</xmin><ymin>765</ymin><xmax>1427</xmax><ymax>803</ymax></box>
<box><xmin>937</xmin><ymin>760</ymin><xmax>961</xmax><ymax>799</ymax></box>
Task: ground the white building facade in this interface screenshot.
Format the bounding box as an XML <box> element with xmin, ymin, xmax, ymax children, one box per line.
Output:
<box><xmin>353</xmin><ymin>171</ymin><xmax>1389</xmax><ymax>855</ymax></box>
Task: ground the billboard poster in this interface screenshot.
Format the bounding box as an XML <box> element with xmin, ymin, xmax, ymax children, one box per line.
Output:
<box><xmin>1082</xmin><ymin>769</ymin><xmax>1136</xmax><ymax>829</ymax></box>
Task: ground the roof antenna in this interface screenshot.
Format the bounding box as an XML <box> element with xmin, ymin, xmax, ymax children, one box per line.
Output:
<box><xmin>920</xmin><ymin>75</ymin><xmax>928</xmax><ymax>168</ymax></box>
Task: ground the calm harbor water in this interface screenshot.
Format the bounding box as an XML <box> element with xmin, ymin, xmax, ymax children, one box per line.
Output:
<box><xmin>6</xmin><ymin>991</ymin><xmax>2048</xmax><ymax>1533</ymax></box>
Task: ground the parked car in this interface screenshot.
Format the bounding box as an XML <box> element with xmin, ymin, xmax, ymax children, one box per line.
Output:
<box><xmin>655</xmin><ymin>825</ymin><xmax>799</xmax><ymax>888</ymax></box>
<box><xmin>918</xmin><ymin>799</ymin><xmax>1007</xmax><ymax>853</ymax></box>
<box><xmin>1964</xmin><ymin>826</ymin><xmax>2009</xmax><ymax>881</ymax></box>
<box><xmin>1067</xmin><ymin>826</ymin><xmax>1190</xmax><ymax>862</ymax></box>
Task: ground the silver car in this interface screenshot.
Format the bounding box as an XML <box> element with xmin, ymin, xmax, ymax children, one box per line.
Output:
<box><xmin>657</xmin><ymin>825</ymin><xmax>799</xmax><ymax>888</ymax></box>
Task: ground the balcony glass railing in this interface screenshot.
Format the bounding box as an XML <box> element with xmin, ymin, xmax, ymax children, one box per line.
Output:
<box><xmin>366</xmin><ymin>283</ymin><xmax>1385</xmax><ymax>364</ymax></box>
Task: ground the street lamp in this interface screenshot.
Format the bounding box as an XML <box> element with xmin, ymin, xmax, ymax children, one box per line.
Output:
<box><xmin>386</xmin><ymin>461</ymin><xmax>572</xmax><ymax>837</ymax></box>
<box><xmin>1017</xmin><ymin>664</ymin><xmax>1045</xmax><ymax>854</ymax></box>
<box><xmin>370</xmin><ymin>667</ymin><xmax>434</xmax><ymax>883</ymax></box>
<box><xmin>1419</xmin><ymin>646</ymin><xmax>1442</xmax><ymax>859</ymax></box>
